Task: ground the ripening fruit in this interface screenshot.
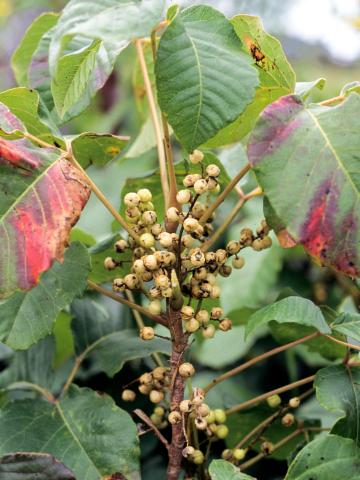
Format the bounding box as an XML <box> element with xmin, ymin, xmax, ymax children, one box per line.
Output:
<box><xmin>210</xmin><ymin>285</ymin><xmax>221</xmax><ymax>299</ymax></box>
<box><xmin>104</xmin><ymin>257</ymin><xmax>117</xmax><ymax>270</ymax></box>
<box><xmin>282</xmin><ymin>413</ymin><xmax>295</xmax><ymax>427</ymax></box>
<box><xmin>122</xmin><ymin>389</ymin><xmax>136</xmax><ymax>402</ymax></box>
<box><xmin>289</xmin><ymin>397</ymin><xmax>301</xmax><ymax>409</ymax></box>
<box><xmin>189</xmin><ymin>149</ymin><xmax>204</xmax><ymax>164</ymax></box>
<box><xmin>179</xmin><ymin>362</ymin><xmax>195</xmax><ymax>378</ymax></box>
<box><xmin>214</xmin><ymin>409</ymin><xmax>227</xmax><ymax>424</ymax></box>
<box><xmin>142</xmin><ymin>210</ymin><xmax>157</xmax><ymax>225</ymax></box>
<box><xmin>140</xmin><ymin>326</ymin><xmax>155</xmax><ymax>341</ymax></box>
<box><xmin>114</xmin><ymin>239</ymin><xmax>128</xmax><ymax>252</ymax></box>
<box><xmin>185</xmin><ymin>318</ymin><xmax>200</xmax><ymax>333</ymax></box>
<box><xmin>207</xmin><ymin>177</ymin><xmax>218</xmax><ymax>191</ymax></box>
<box><xmin>206</xmin><ymin>410</ymin><xmax>216</xmax><ymax>424</ymax></box>
<box><xmin>153</xmin><ymin>367</ymin><xmax>167</xmax><ymax>381</ymax></box>
<box><xmin>197</xmin><ymin>403</ymin><xmax>210</xmax><ymax>417</ymax></box>
<box><xmin>219</xmin><ymin>318</ymin><xmax>232</xmax><ymax>331</ymax></box>
<box><xmin>181</xmin><ymin>305</ymin><xmax>194</xmax><ymax>319</ymax></box>
<box><xmin>140</xmin><ymin>233</ymin><xmax>155</xmax><ymax>248</ymax></box>
<box><xmin>192</xmin><ymin>450</ymin><xmax>204</xmax><ymax>465</ymax></box>
<box><xmin>219</xmin><ymin>265</ymin><xmax>232</xmax><ymax>277</ymax></box>
<box><xmin>216</xmin><ymin>424</ymin><xmax>229</xmax><ymax>439</ymax></box>
<box><xmin>262</xmin><ymin>236</ymin><xmax>272</xmax><ymax>249</ymax></box>
<box><xmin>148</xmin><ymin>300</ymin><xmax>162</xmax><ymax>315</ymax></box>
<box><xmin>182</xmin><ymin>234</ymin><xmax>194</xmax><ymax>248</ymax></box>
<box><xmin>192</xmin><ymin>388</ymin><xmax>205</xmax><ymax>405</ymax></box>
<box><xmin>161</xmin><ymin>287</ymin><xmax>173</xmax><ymax>298</ymax></box>
<box><xmin>159</xmin><ymin>231</ymin><xmax>173</xmax><ymax>248</ymax></box>
<box><xmin>190</xmin><ymin>249</ymin><xmax>205</xmax><ymax>267</ymax></box>
<box><xmin>150</xmin><ymin>413</ymin><xmax>162</xmax><ymax>425</ymax></box>
<box><xmin>113</xmin><ymin>277</ymin><xmax>125</xmax><ymax>292</ymax></box>
<box><xmin>211</xmin><ymin>307</ymin><xmax>223</xmax><ymax>320</ymax></box>
<box><xmin>196</xmin><ymin>309</ymin><xmax>210</xmax><ymax>324</ymax></box>
<box><xmin>183</xmin><ymin>217</ymin><xmax>199</xmax><ymax>232</ymax></box>
<box><xmin>206</xmin><ymin>164</ymin><xmax>220</xmax><ymax>177</ymax></box>
<box><xmin>168</xmin><ymin>410</ymin><xmax>182</xmax><ymax>424</ymax></box>
<box><xmin>124</xmin><ymin>192</ymin><xmax>140</xmax><ymax>207</ymax></box>
<box><xmin>261</xmin><ymin>441</ymin><xmax>274</xmax><ymax>455</ymax></box>
<box><xmin>202</xmin><ymin>324</ymin><xmax>216</xmax><ymax>338</ymax></box>
<box><xmin>166</xmin><ymin>207</ymin><xmax>180</xmax><ymax>223</ymax></box>
<box><xmin>155</xmin><ymin>274</ymin><xmax>170</xmax><ymax>290</ymax></box>
<box><xmin>240</xmin><ymin>227</ymin><xmax>253</xmax><ymax>246</ymax></box>
<box><xmin>267</xmin><ymin>394</ymin><xmax>281</xmax><ymax>408</ymax></box>
<box><xmin>221</xmin><ymin>449</ymin><xmax>232</xmax><ymax>460</ymax></box>
<box><xmin>226</xmin><ymin>240</ymin><xmax>241</xmax><ymax>255</ymax></box>
<box><xmin>232</xmin><ymin>256</ymin><xmax>245</xmax><ymax>269</ymax></box>
<box><xmin>233</xmin><ymin>448</ymin><xmax>246</xmax><ymax>461</ymax></box>
<box><xmin>195</xmin><ymin>417</ymin><xmax>207</xmax><ymax>430</ymax></box>
<box><xmin>154</xmin><ymin>406</ymin><xmax>165</xmax><ymax>416</ymax></box>
<box><xmin>137</xmin><ymin>188</ymin><xmax>152</xmax><ymax>202</ymax></box>
<box><xmin>180</xmin><ymin>399</ymin><xmax>192</xmax><ymax>413</ymax></box>
<box><xmin>215</xmin><ymin>249</ymin><xmax>227</xmax><ymax>264</ymax></box>
<box><xmin>144</xmin><ymin>254</ymin><xmax>158</xmax><ymax>271</ymax></box>
<box><xmin>182</xmin><ymin>446</ymin><xmax>195</xmax><ymax>458</ymax></box>
<box><xmin>149</xmin><ymin>390</ymin><xmax>164</xmax><ymax>403</ymax></box>
<box><xmin>194</xmin><ymin>179</ymin><xmax>208</xmax><ymax>195</ymax></box>
<box><xmin>139</xmin><ymin>384</ymin><xmax>152</xmax><ymax>394</ymax></box>
<box><xmin>139</xmin><ymin>372</ymin><xmax>153</xmax><ymax>384</ymax></box>
<box><xmin>133</xmin><ymin>259</ymin><xmax>145</xmax><ymax>274</ymax></box>
<box><xmin>176</xmin><ymin>189</ymin><xmax>191</xmax><ymax>204</ymax></box>
<box><xmin>124</xmin><ymin>273</ymin><xmax>138</xmax><ymax>290</ymax></box>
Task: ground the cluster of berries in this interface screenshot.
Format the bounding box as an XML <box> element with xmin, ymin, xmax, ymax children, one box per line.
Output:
<box><xmin>122</xmin><ymin>366</ymin><xmax>171</xmax><ymax>408</ymax></box>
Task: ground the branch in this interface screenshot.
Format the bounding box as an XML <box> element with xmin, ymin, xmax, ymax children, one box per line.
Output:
<box><xmin>87</xmin><ymin>280</ymin><xmax>167</xmax><ymax>326</ymax></box>
<box><xmin>134</xmin><ymin>409</ymin><xmax>170</xmax><ymax>450</ymax></box>
<box><xmin>135</xmin><ymin>39</ymin><xmax>170</xmax><ymax>210</ymax></box>
<box><xmin>225</xmin><ymin>375</ymin><xmax>315</xmax><ymax>415</ymax></box>
<box><xmin>199</xmin><ymin>163</ymin><xmax>251</xmax><ymax>225</ymax></box>
<box><xmin>203</xmin><ymin>332</ymin><xmax>319</xmax><ymax>394</ymax></box>
<box><xmin>325</xmin><ymin>335</ymin><xmax>360</xmax><ymax>352</ymax></box>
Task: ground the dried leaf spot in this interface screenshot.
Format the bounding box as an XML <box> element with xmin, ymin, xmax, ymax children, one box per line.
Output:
<box><xmin>106</xmin><ymin>145</ymin><xmax>121</xmax><ymax>156</ymax></box>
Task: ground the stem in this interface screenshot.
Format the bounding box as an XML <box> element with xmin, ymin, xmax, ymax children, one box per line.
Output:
<box><xmin>325</xmin><ymin>335</ymin><xmax>360</xmax><ymax>352</ymax></box>
<box><xmin>134</xmin><ymin>409</ymin><xmax>169</xmax><ymax>450</ymax></box>
<box><xmin>125</xmin><ymin>290</ymin><xmax>164</xmax><ymax>367</ymax></box>
<box><xmin>319</xmin><ymin>95</ymin><xmax>345</xmax><ymax>106</ymax></box>
<box><xmin>87</xmin><ymin>280</ymin><xmax>167</xmax><ymax>326</ymax></box>
<box><xmin>68</xmin><ymin>155</ymin><xmax>140</xmax><ymax>243</ymax></box>
<box><xmin>6</xmin><ymin>381</ymin><xmax>55</xmax><ymax>403</ymax></box>
<box><xmin>61</xmin><ymin>356</ymin><xmax>84</xmax><ymax>396</ymax></box>
<box><xmin>204</xmin><ymin>332</ymin><xmax>318</xmax><ymax>394</ymax></box>
<box><xmin>135</xmin><ymin>40</ymin><xmax>170</xmax><ymax>210</ymax></box>
<box><xmin>23</xmin><ymin>132</ymin><xmax>66</xmax><ymax>152</ymax></box>
<box><xmin>225</xmin><ymin>375</ymin><xmax>315</xmax><ymax>416</ymax></box>
<box><xmin>167</xmin><ymin>309</ymin><xmax>188</xmax><ymax>480</ymax></box>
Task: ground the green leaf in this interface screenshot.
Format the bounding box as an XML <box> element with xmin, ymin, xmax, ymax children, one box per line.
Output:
<box><xmin>206</xmin><ymin>14</ymin><xmax>295</xmax><ymax>148</ymax></box>
<box><xmin>246</xmin><ymin>297</ymin><xmax>331</xmax><ymax>337</ymax></box>
<box><xmin>333</xmin><ymin>312</ymin><xmax>360</xmax><ymax>342</ymax></box>
<box><xmin>11</xmin><ymin>12</ymin><xmax>59</xmax><ymax>86</ymax></box>
<box><xmin>295</xmin><ymin>78</ymin><xmax>326</xmax><ymax>100</ymax></box>
<box><xmin>209</xmin><ymin>459</ymin><xmax>255</xmax><ymax>479</ymax></box>
<box><xmin>52</xmin><ymin>40</ymin><xmax>101</xmax><ymax>119</ymax></box>
<box><xmin>248</xmin><ymin>93</ymin><xmax>360</xmax><ymax>278</ymax></box>
<box><xmin>0</xmin><ymin>385</ymin><xmax>140</xmax><ymax>480</ymax></box>
<box><xmin>71</xmin><ymin>298</ymin><xmax>170</xmax><ymax>377</ymax></box>
<box><xmin>285</xmin><ymin>434</ymin><xmax>360</xmax><ymax>480</ymax></box>
<box><xmin>315</xmin><ymin>365</ymin><xmax>360</xmax><ymax>445</ymax></box>
<box><xmin>70</xmin><ymin>228</ymin><xmax>96</xmax><ymax>247</ymax></box>
<box><xmin>340</xmin><ymin>81</ymin><xmax>360</xmax><ymax>97</ymax></box>
<box><xmin>71</xmin><ymin>132</ymin><xmax>128</xmax><ymax>169</ymax></box>
<box><xmin>0</xmin><ymin>243</ymin><xmax>90</xmax><ymax>350</ymax></box>
<box><xmin>155</xmin><ymin>5</ymin><xmax>258</xmax><ymax>151</ymax></box>
<box><xmin>53</xmin><ymin>311</ymin><xmax>75</xmax><ymax>369</ymax></box>
<box><xmin>0</xmin><ymin>452</ymin><xmax>76</xmax><ymax>480</ymax></box>
<box><xmin>0</xmin><ymin>88</ymin><xmax>62</xmax><ymax>146</ymax></box>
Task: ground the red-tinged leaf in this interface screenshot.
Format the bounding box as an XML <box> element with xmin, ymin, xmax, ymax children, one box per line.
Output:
<box><xmin>0</xmin><ymin>136</ymin><xmax>90</xmax><ymax>299</ymax></box>
<box><xmin>0</xmin><ymin>452</ymin><xmax>76</xmax><ymax>479</ymax></box>
<box><xmin>248</xmin><ymin>93</ymin><xmax>360</xmax><ymax>278</ymax></box>
<box><xmin>0</xmin><ymin>103</ymin><xmax>24</xmax><ymax>136</ymax></box>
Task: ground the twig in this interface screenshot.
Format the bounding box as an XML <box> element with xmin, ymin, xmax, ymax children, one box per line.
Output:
<box><xmin>23</xmin><ymin>132</ymin><xmax>66</xmax><ymax>152</ymax></box>
<box><xmin>87</xmin><ymin>280</ymin><xmax>167</xmax><ymax>326</ymax></box>
<box><xmin>125</xmin><ymin>290</ymin><xmax>164</xmax><ymax>367</ymax></box>
<box><xmin>134</xmin><ymin>409</ymin><xmax>169</xmax><ymax>450</ymax></box>
<box><xmin>61</xmin><ymin>356</ymin><xmax>84</xmax><ymax>396</ymax></box>
<box><xmin>225</xmin><ymin>375</ymin><xmax>315</xmax><ymax>416</ymax></box>
<box><xmin>6</xmin><ymin>381</ymin><xmax>55</xmax><ymax>403</ymax></box>
<box><xmin>135</xmin><ymin>39</ymin><xmax>169</xmax><ymax>210</ymax></box>
<box><xmin>203</xmin><ymin>332</ymin><xmax>319</xmax><ymax>394</ymax></box>
<box><xmin>199</xmin><ymin>163</ymin><xmax>251</xmax><ymax>225</ymax></box>
<box><xmin>319</xmin><ymin>95</ymin><xmax>345</xmax><ymax>106</ymax></box>
<box><xmin>325</xmin><ymin>335</ymin><xmax>360</xmax><ymax>352</ymax></box>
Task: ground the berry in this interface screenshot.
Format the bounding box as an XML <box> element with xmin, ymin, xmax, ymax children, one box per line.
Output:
<box><xmin>182</xmin><ymin>446</ymin><xmax>195</xmax><ymax>458</ymax></box>
<box><xmin>233</xmin><ymin>448</ymin><xmax>246</xmax><ymax>461</ymax></box>
<box><xmin>215</xmin><ymin>249</ymin><xmax>227</xmax><ymax>264</ymax></box>
<box><xmin>151</xmin><ymin>223</ymin><xmax>163</xmax><ymax>237</ymax></box>
<box><xmin>192</xmin><ymin>450</ymin><xmax>204</xmax><ymax>465</ymax></box>
<box><xmin>282</xmin><ymin>413</ymin><xmax>295</xmax><ymax>427</ymax></box>
<box><xmin>221</xmin><ymin>449</ymin><xmax>232</xmax><ymax>460</ymax></box>
<box><xmin>142</xmin><ymin>210</ymin><xmax>157</xmax><ymax>225</ymax></box>
<box><xmin>185</xmin><ymin>318</ymin><xmax>200</xmax><ymax>333</ymax></box>
<box><xmin>289</xmin><ymin>397</ymin><xmax>301</xmax><ymax>409</ymax></box>
<box><xmin>214</xmin><ymin>409</ymin><xmax>227</xmax><ymax>424</ymax></box>
<box><xmin>262</xmin><ymin>236</ymin><xmax>273</xmax><ymax>248</ymax></box>
<box><xmin>104</xmin><ymin>257</ymin><xmax>117</xmax><ymax>270</ymax></box>
<box><xmin>140</xmin><ymin>233</ymin><xmax>155</xmax><ymax>248</ymax></box>
<box><xmin>148</xmin><ymin>300</ymin><xmax>162</xmax><ymax>315</ymax></box>
<box><xmin>182</xmin><ymin>235</ymin><xmax>194</xmax><ymax>248</ymax></box>
<box><xmin>232</xmin><ymin>256</ymin><xmax>245</xmax><ymax>269</ymax></box>
<box><xmin>124</xmin><ymin>192</ymin><xmax>140</xmax><ymax>207</ymax></box>
<box><xmin>150</xmin><ymin>413</ymin><xmax>162</xmax><ymax>425</ymax></box>
<box><xmin>144</xmin><ymin>254</ymin><xmax>158</xmax><ymax>271</ymax></box>
<box><xmin>153</xmin><ymin>367</ymin><xmax>167</xmax><ymax>381</ymax></box>
<box><xmin>192</xmin><ymin>388</ymin><xmax>205</xmax><ymax>405</ymax></box>
<box><xmin>122</xmin><ymin>389</ymin><xmax>136</xmax><ymax>402</ymax></box>
<box><xmin>179</xmin><ymin>362</ymin><xmax>195</xmax><ymax>378</ymax></box>
<box><xmin>183</xmin><ymin>217</ymin><xmax>199</xmax><ymax>232</ymax></box>
<box><xmin>196</xmin><ymin>309</ymin><xmax>210</xmax><ymax>324</ymax></box>
<box><xmin>180</xmin><ymin>399</ymin><xmax>192</xmax><ymax>413</ymax></box>
<box><xmin>137</xmin><ymin>188</ymin><xmax>152</xmax><ymax>202</ymax></box>
<box><xmin>219</xmin><ymin>318</ymin><xmax>232</xmax><ymax>331</ymax></box>
<box><xmin>168</xmin><ymin>411</ymin><xmax>182</xmax><ymax>424</ymax></box>
<box><xmin>166</xmin><ymin>206</ymin><xmax>180</xmax><ymax>222</ymax></box>
<box><xmin>206</xmin><ymin>164</ymin><xmax>220</xmax><ymax>177</ymax></box>
<box><xmin>155</xmin><ymin>274</ymin><xmax>170</xmax><ymax>290</ymax></box>
<box><xmin>161</xmin><ymin>287</ymin><xmax>173</xmax><ymax>298</ymax></box>
<box><xmin>159</xmin><ymin>232</ymin><xmax>173</xmax><ymax>248</ymax></box>
<box><xmin>219</xmin><ymin>265</ymin><xmax>232</xmax><ymax>277</ymax></box>
<box><xmin>194</xmin><ymin>179</ymin><xmax>208</xmax><ymax>195</ymax></box>
<box><xmin>133</xmin><ymin>259</ymin><xmax>145</xmax><ymax>274</ymax></box>
<box><xmin>206</xmin><ymin>410</ymin><xmax>216</xmax><ymax>424</ymax></box>
<box><xmin>181</xmin><ymin>305</ymin><xmax>194</xmax><ymax>319</ymax></box>
<box><xmin>202</xmin><ymin>324</ymin><xmax>216</xmax><ymax>338</ymax></box>
<box><xmin>216</xmin><ymin>424</ymin><xmax>229</xmax><ymax>439</ymax></box>
<box><xmin>210</xmin><ymin>285</ymin><xmax>221</xmax><ymax>299</ymax></box>
<box><xmin>190</xmin><ymin>249</ymin><xmax>205</xmax><ymax>267</ymax></box>
<box><xmin>261</xmin><ymin>441</ymin><xmax>274</xmax><ymax>455</ymax></box>
<box><xmin>140</xmin><ymin>327</ymin><xmax>155</xmax><ymax>341</ymax></box>
<box><xmin>226</xmin><ymin>240</ymin><xmax>241</xmax><ymax>255</ymax></box>
<box><xmin>176</xmin><ymin>189</ymin><xmax>191</xmax><ymax>204</ymax></box>
<box><xmin>139</xmin><ymin>384</ymin><xmax>152</xmax><ymax>394</ymax></box>
<box><xmin>240</xmin><ymin>228</ymin><xmax>253</xmax><ymax>246</ymax></box>
<box><xmin>195</xmin><ymin>417</ymin><xmax>207</xmax><ymax>430</ymax></box>
<box><xmin>252</xmin><ymin>238</ymin><xmax>264</xmax><ymax>251</ymax></box>
<box><xmin>267</xmin><ymin>394</ymin><xmax>281</xmax><ymax>408</ymax></box>
<box><xmin>207</xmin><ymin>177</ymin><xmax>218</xmax><ymax>190</ymax></box>
<box><xmin>113</xmin><ymin>277</ymin><xmax>125</xmax><ymax>292</ymax></box>
<box><xmin>154</xmin><ymin>406</ymin><xmax>165</xmax><ymax>416</ymax></box>
<box><xmin>124</xmin><ymin>273</ymin><xmax>138</xmax><ymax>290</ymax></box>
<box><xmin>114</xmin><ymin>239</ymin><xmax>128</xmax><ymax>252</ymax></box>
<box><xmin>189</xmin><ymin>150</ymin><xmax>204</xmax><ymax>164</ymax></box>
<box><xmin>197</xmin><ymin>403</ymin><xmax>210</xmax><ymax>417</ymax></box>
<box><xmin>149</xmin><ymin>390</ymin><xmax>164</xmax><ymax>403</ymax></box>
<box><xmin>211</xmin><ymin>307</ymin><xmax>223</xmax><ymax>320</ymax></box>
<box><xmin>139</xmin><ymin>372</ymin><xmax>153</xmax><ymax>384</ymax></box>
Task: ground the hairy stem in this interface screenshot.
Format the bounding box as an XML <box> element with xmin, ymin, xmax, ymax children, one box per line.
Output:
<box><xmin>87</xmin><ymin>280</ymin><xmax>167</xmax><ymax>326</ymax></box>
<box><xmin>135</xmin><ymin>39</ymin><xmax>170</xmax><ymax>210</ymax></box>
<box><xmin>203</xmin><ymin>332</ymin><xmax>318</xmax><ymax>394</ymax></box>
<box><xmin>199</xmin><ymin>163</ymin><xmax>251</xmax><ymax>225</ymax></box>
<box><xmin>225</xmin><ymin>375</ymin><xmax>315</xmax><ymax>415</ymax></box>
